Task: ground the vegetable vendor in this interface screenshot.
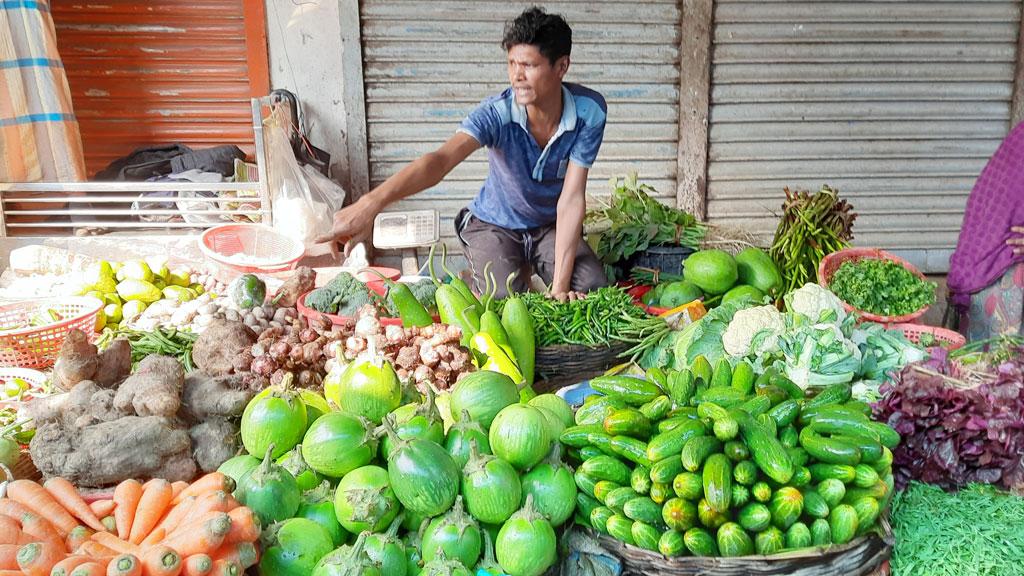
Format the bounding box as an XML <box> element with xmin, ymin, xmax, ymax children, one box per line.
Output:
<box><xmin>317</xmin><ymin>7</ymin><xmax>609</xmax><ymax>301</ymax></box>
<box><xmin>947</xmin><ymin>120</ymin><xmax>1024</xmax><ymax>339</ymax></box>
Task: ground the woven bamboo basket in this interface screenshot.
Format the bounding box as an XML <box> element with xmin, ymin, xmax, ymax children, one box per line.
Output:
<box><xmin>593</xmin><ymin>518</ymin><xmax>893</xmax><ymax>576</ymax></box>
<box><xmin>533</xmin><ymin>341</ymin><xmax>632</xmax><ymax>393</ymax></box>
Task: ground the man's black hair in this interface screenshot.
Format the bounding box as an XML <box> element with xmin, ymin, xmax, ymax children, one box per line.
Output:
<box><xmin>501</xmin><ymin>6</ymin><xmax>572</xmax><ymax>64</ymax></box>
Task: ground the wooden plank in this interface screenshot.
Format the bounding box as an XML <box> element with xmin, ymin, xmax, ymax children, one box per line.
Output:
<box><xmin>1013</xmin><ymin>1</ymin><xmax>1024</xmax><ymax>125</ymax></box>
<box><xmin>340</xmin><ymin>0</ymin><xmax>371</xmax><ymax>201</ymax></box>
<box><xmin>677</xmin><ymin>0</ymin><xmax>713</xmax><ymax>219</ymax></box>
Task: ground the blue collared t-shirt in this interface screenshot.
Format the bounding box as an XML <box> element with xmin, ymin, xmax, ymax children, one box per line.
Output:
<box><xmin>457</xmin><ymin>82</ymin><xmax>607</xmax><ymax>230</ymax></box>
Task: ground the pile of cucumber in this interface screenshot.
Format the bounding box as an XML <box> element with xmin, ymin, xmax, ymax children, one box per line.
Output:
<box><xmin>562</xmin><ymin>358</ymin><xmax>898</xmax><ymax>558</ymax></box>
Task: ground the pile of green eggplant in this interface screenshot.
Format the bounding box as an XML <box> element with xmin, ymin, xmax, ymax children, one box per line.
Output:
<box><xmin>220</xmin><ymin>348</ymin><xmax>575</xmax><ymax>576</ymax></box>
<box><xmin>563</xmin><ymin>358</ymin><xmax>899</xmax><ymax>558</ymax></box>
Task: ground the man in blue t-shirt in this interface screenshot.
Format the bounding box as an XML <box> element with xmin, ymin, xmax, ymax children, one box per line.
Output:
<box><xmin>318</xmin><ymin>7</ymin><xmax>609</xmax><ymax>300</ymax></box>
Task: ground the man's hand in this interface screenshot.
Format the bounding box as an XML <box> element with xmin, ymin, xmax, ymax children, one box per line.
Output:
<box><xmin>315</xmin><ymin>196</ymin><xmax>380</xmax><ymax>257</ymax></box>
<box><xmin>548</xmin><ymin>290</ymin><xmax>585</xmax><ymax>303</ymax></box>
<box><xmin>1008</xmin><ymin>226</ymin><xmax>1024</xmax><ymax>255</ymax></box>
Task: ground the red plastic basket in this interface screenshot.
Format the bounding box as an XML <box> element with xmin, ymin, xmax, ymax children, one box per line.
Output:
<box><xmin>199</xmin><ymin>224</ymin><xmax>304</xmax><ymax>280</ymax></box>
<box><xmin>890</xmin><ymin>323</ymin><xmax>966</xmax><ymax>351</ymax></box>
<box><xmin>818</xmin><ymin>248</ymin><xmax>930</xmax><ymax>324</ymax></box>
<box><xmin>0</xmin><ymin>297</ymin><xmax>103</xmax><ymax>368</ymax></box>
<box><xmin>296</xmin><ymin>291</ymin><xmax>440</xmax><ymax>328</ymax></box>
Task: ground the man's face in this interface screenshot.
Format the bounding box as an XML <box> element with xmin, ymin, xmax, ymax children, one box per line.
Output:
<box><xmin>507</xmin><ymin>44</ymin><xmax>568</xmax><ymax>107</ymax></box>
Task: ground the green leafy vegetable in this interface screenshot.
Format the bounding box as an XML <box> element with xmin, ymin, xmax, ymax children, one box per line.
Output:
<box><xmin>668</xmin><ymin>297</ymin><xmax>753</xmax><ymax>369</ymax></box>
<box><xmin>828</xmin><ymin>258</ymin><xmax>936</xmax><ymax>317</ymax></box>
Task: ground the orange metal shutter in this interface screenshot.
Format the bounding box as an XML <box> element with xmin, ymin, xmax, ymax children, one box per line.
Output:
<box><xmin>50</xmin><ymin>0</ymin><xmax>269</xmax><ymax>177</ymax></box>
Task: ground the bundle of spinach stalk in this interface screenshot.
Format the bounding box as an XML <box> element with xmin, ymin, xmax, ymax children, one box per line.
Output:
<box><xmin>586</xmin><ymin>172</ymin><xmax>706</xmax><ymax>280</ymax></box>
<box><xmin>770</xmin><ymin>185</ymin><xmax>857</xmax><ymax>294</ymax></box>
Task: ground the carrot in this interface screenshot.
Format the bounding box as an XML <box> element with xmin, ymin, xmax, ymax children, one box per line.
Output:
<box><xmin>169</xmin><ymin>484</ymin><xmax>188</xmax><ymax>500</ymax></box>
<box><xmin>20</xmin><ymin>513</ymin><xmax>64</xmax><ymax>550</ymax></box>
<box><xmin>158</xmin><ymin>513</ymin><xmax>230</xmax><ymax>559</ymax></box>
<box><xmin>0</xmin><ymin>516</ymin><xmax>20</xmax><ymax>545</ymax></box>
<box><xmin>69</xmin><ymin>562</ymin><xmax>107</xmax><ymax>576</ymax></box>
<box><xmin>181</xmin><ymin>555</ymin><xmax>212</xmax><ymax>576</ymax></box>
<box><xmin>101</xmin><ymin>517</ymin><xmax>116</xmax><ymax>533</ymax></box>
<box><xmin>16</xmin><ymin>541</ymin><xmax>64</xmax><ymax>576</ymax></box>
<box><xmin>209</xmin><ymin>543</ymin><xmax>256</xmax><ymax>570</ymax></box>
<box><xmin>170</xmin><ymin>476</ymin><xmax>232</xmax><ymax>507</ymax></box>
<box><xmin>90</xmin><ymin>533</ymin><xmax>139</xmax><ymax>557</ymax></box>
<box><xmin>141</xmin><ymin>497</ymin><xmax>195</xmax><ymax>548</ymax></box>
<box><xmin>127</xmin><ymin>481</ymin><xmax>172</xmax><ymax>545</ymax></box>
<box><xmin>208</xmin><ymin>560</ymin><xmax>238</xmax><ymax>576</ymax></box>
<box><xmin>0</xmin><ymin>544</ymin><xmax>19</xmax><ymax>569</ymax></box>
<box><xmin>43</xmin><ymin>479</ymin><xmax>106</xmax><ymax>533</ymax></box>
<box><xmin>75</xmin><ymin>541</ymin><xmax>115</xmax><ymax>559</ymax></box>
<box><xmin>0</xmin><ymin>571</ymin><xmax>23</xmax><ymax>576</ymax></box>
<box><xmin>105</xmin><ymin>554</ymin><xmax>140</xmax><ymax>576</ymax></box>
<box><xmin>0</xmin><ymin>499</ymin><xmax>31</xmax><ymax>522</ymax></box>
<box><xmin>50</xmin><ymin>554</ymin><xmax>92</xmax><ymax>576</ymax></box>
<box><xmin>7</xmin><ymin>481</ymin><xmax>79</xmax><ymax>537</ymax></box>
<box><xmin>162</xmin><ymin>493</ymin><xmax>230</xmax><ymax>542</ymax></box>
<box><xmin>89</xmin><ymin>501</ymin><xmax>115</xmax><ymax>520</ymax></box>
<box><xmin>66</xmin><ymin>526</ymin><xmax>95</xmax><ymax>554</ymax></box>
<box><xmin>140</xmin><ymin>546</ymin><xmax>180</xmax><ymax>576</ymax></box>
<box><xmin>221</xmin><ymin>508</ymin><xmax>259</xmax><ymax>545</ymax></box>
<box><xmin>112</xmin><ymin>481</ymin><xmax>143</xmax><ymax>541</ymax></box>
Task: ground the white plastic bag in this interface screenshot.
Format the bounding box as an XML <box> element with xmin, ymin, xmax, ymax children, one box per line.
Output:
<box><xmin>264</xmin><ymin>106</ymin><xmax>346</xmax><ymax>247</ymax></box>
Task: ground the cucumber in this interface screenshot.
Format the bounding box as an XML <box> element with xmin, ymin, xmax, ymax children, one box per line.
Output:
<box><xmin>733</xmin><ymin>460</ymin><xmax>758</xmax><ymax>486</ymax></box>
<box><xmin>843</xmin><ymin>480</ymin><xmax>890</xmax><ymax>503</ymax></box>
<box><xmin>691</xmin><ymin>355</ymin><xmax>713</xmax><ymax>387</ymax></box>
<box><xmin>809</xmin><ymin>463</ymin><xmax>857</xmax><ymax>483</ymax></box>
<box><xmin>662</xmin><ymin>498</ymin><xmax>698</xmax><ymax>532</ymax></box>
<box><xmin>731</xmin><ymin>361</ymin><xmax>756</xmax><ymax>395</ymax></box>
<box><xmin>798</xmin><ymin>404</ymin><xmax>868</xmax><ymax>427</ymax></box>
<box><xmin>756</xmin><ymin>413</ymin><xmax>778</xmax><ymax>437</ymax></box>
<box><xmin>575</xmin><ymin>395</ymin><xmax>628</xmax><ymax>425</ymax></box>
<box><xmin>684</xmin><ymin>527</ymin><xmax>718</xmax><ymax>557</ymax></box>
<box><xmin>869</xmin><ymin>422</ymin><xmax>901</xmax><ymax>449</ymax></box>
<box><xmin>659</xmin><ymin>529</ymin><xmax>687</xmax><ymax>557</ymax></box>
<box><xmin>646</xmin><ymin>420</ymin><xmax>706</xmax><ymax>462</ymax></box>
<box><xmin>785</xmin><ymin>522</ymin><xmax>812</xmax><ymax>549</ymax></box>
<box><xmin>755</xmin><ymin>384</ymin><xmax>788</xmax><ymax>407</ymax></box>
<box><xmin>697</xmin><ymin>498</ymin><xmax>728</xmax><ymax>530</ymax></box>
<box><xmin>737</xmin><ymin>395</ymin><xmax>772</xmax><ymax>417</ymax></box>
<box><xmin>668</xmin><ymin>369</ymin><xmax>696</xmax><ymax>407</ymax></box>
<box><xmin>697</xmin><ymin>401</ymin><xmax>730</xmax><ymax>421</ymax></box>
<box><xmin>590</xmin><ymin>375</ymin><xmax>664</xmax><ymax>405</ymax></box>
<box><xmin>606</xmin><ymin>513</ymin><xmax>635</xmax><ymax>544</ymax></box>
<box><xmin>624</xmin><ymin>497</ymin><xmax>664</xmax><ymax>526</ymax></box>
<box><xmin>645</xmin><ymin>366</ymin><xmax>668</xmax><ymax>390</ymax></box>
<box><xmin>808</xmin><ymin>414</ymin><xmax>881</xmax><ymax>442</ymax></box>
<box><xmin>590</xmin><ymin>506</ymin><xmax>615</xmax><ymax>534</ymax></box>
<box><xmin>631</xmin><ymin>465</ymin><xmax>651</xmax><ymax>495</ymax></box>
<box><xmin>610</xmin><ymin>436</ymin><xmax>653</xmax><ymax>468</ymax></box>
<box><xmin>697</xmin><ymin>387</ymin><xmax>749</xmax><ymax>407</ymax></box>
<box><xmin>852</xmin><ymin>496</ymin><xmax>881</xmax><ymax>534</ymax></box>
<box><xmin>594</xmin><ymin>480</ymin><xmax>621</xmax><ymax>503</ymax></box>
<box><xmin>724</xmin><ymin>441</ymin><xmax>750</xmax><ymax>462</ymax></box>
<box><xmin>632</xmin><ymin>521</ymin><xmax>662</xmax><ymax>551</ymax></box>
<box><xmin>755</xmin><ymin>527</ymin><xmax>786</xmax><ymax>555</ymax></box>
<box><xmin>580</xmin><ymin>455</ymin><xmax>632</xmax><ymax>485</ymax></box>
<box><xmin>803</xmin><ymin>383</ymin><xmax>852</xmax><ymax>410</ymax></box>
<box><xmin>731</xmin><ymin>484</ymin><xmax>750</xmax><ymax>508</ymax></box>
<box><xmin>854</xmin><ymin>464</ymin><xmax>880</xmax><ymax>489</ymax></box>
<box><xmin>829</xmin><ymin>504</ymin><xmax>859</xmax><ymax>545</ymax></box>
<box><xmin>560</xmin><ymin>424</ymin><xmax>603</xmax><ymax>448</ymax></box>
<box><xmin>578</xmin><ymin>446</ymin><xmax>604</xmax><ymax>461</ymax></box>
<box><xmin>769</xmin><ymin>486</ymin><xmax>804</xmax><ymax>530</ymax></box>
<box><xmin>801</xmin><ymin>489</ymin><xmax>830</xmax><ymax>519</ymax></box>
<box><xmin>768</xmin><ymin>373</ymin><xmax>804</xmax><ymax>400</ymax></box>
<box><xmin>702</xmin><ymin>454</ymin><xmax>733</xmax><ymax>513</ymax></box>
<box><xmin>604</xmin><ymin>408</ymin><xmax>652</xmax><ymax>438</ymax></box>
<box><xmin>716</xmin><ymin>522</ymin><xmax>754</xmax><ymax>557</ymax></box>
<box><xmin>639</xmin><ymin>395</ymin><xmax>672</xmax><ymax>421</ymax></box>
<box><xmin>817</xmin><ymin>479</ymin><xmax>846</xmax><ymax>508</ymax></box>
<box><xmin>778</xmin><ymin>425</ymin><xmax>799</xmax><ymax>449</ymax></box>
<box><xmin>799</xmin><ymin>427</ymin><xmax>861</xmax><ymax>466</ymax></box>
<box><xmin>574</xmin><ymin>470</ymin><xmax>599</xmax><ymax>498</ymax></box>
<box><xmin>811</xmin><ymin>518</ymin><xmax>832</xmax><ymax>546</ymax></box>
<box><xmin>768</xmin><ymin>399</ymin><xmax>801</xmax><ymax>427</ymax></box>
<box><xmin>790</xmin><ymin>466</ymin><xmax>812</xmax><ymax>487</ymax></box>
<box><xmin>710</xmin><ymin>358</ymin><xmax>733</xmax><ymax>388</ymax></box>
<box><xmin>681</xmin><ymin>436</ymin><xmax>722</xmax><ymax>472</ymax></box>
<box><xmin>605</xmin><ymin>487</ymin><xmax>641</xmax><ymax>514</ymax></box>
<box><xmin>786</xmin><ymin>447</ymin><xmax>809</xmax><ymax>468</ymax></box>
<box><xmin>673</xmin><ymin>472</ymin><xmax>703</xmax><ymax>501</ymax></box>
<box><xmin>752</xmin><ymin>482</ymin><xmax>772</xmax><ymax>503</ymax></box>
<box><xmin>657</xmin><ymin>413</ymin><xmax>702</xmax><ymax>434</ymax></box>
<box><xmin>713</xmin><ymin>418</ymin><xmax>740</xmax><ymax>441</ymax></box>
<box><xmin>737</xmin><ymin>502</ymin><xmax>771</xmax><ymax>532</ymax></box>
<box><xmin>873</xmin><ymin>447</ymin><xmax>894</xmax><ymax>474</ymax></box>
<box><xmin>586</xmin><ymin>432</ymin><xmax>616</xmax><ymax>457</ymax></box>
<box><xmin>650</xmin><ymin>482</ymin><xmax>672</xmax><ymax>505</ymax></box>
<box><xmin>651</xmin><ymin>456</ymin><xmax>686</xmax><ymax>485</ymax></box>
<box><xmin>576</xmin><ymin>493</ymin><xmax>601</xmax><ymax>527</ymax></box>
<box><xmin>732</xmin><ymin>409</ymin><xmax>794</xmax><ymax>484</ymax></box>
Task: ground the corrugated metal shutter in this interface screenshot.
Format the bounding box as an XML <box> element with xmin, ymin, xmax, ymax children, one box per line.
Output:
<box><xmin>50</xmin><ymin>0</ymin><xmax>269</xmax><ymax>177</ymax></box>
<box><xmin>360</xmin><ymin>0</ymin><xmax>681</xmax><ymax>256</ymax></box>
<box><xmin>706</xmin><ymin>0</ymin><xmax>1022</xmax><ymax>273</ymax></box>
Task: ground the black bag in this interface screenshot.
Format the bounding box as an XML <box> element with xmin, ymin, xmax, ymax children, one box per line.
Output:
<box><xmin>94</xmin><ymin>143</ymin><xmax>193</xmax><ymax>181</ymax></box>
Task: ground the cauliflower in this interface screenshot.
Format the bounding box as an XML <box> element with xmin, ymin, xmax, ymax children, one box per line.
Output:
<box><xmin>722</xmin><ymin>305</ymin><xmax>786</xmax><ymax>357</ymax></box>
<box><xmin>784</xmin><ymin>283</ymin><xmax>847</xmax><ymax>325</ymax></box>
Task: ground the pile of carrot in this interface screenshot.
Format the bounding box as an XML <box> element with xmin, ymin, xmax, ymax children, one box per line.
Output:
<box><xmin>0</xmin><ymin>473</ymin><xmax>260</xmax><ymax>576</ymax></box>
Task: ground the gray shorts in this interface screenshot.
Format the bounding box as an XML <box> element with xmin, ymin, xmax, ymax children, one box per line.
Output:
<box><xmin>454</xmin><ymin>207</ymin><xmax>609</xmax><ymax>299</ymax></box>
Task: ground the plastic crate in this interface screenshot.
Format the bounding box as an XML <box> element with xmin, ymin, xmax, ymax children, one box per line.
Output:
<box><xmin>0</xmin><ymin>297</ymin><xmax>103</xmax><ymax>368</ymax></box>
<box><xmin>891</xmin><ymin>323</ymin><xmax>966</xmax><ymax>351</ymax></box>
<box><xmin>818</xmin><ymin>247</ymin><xmax>930</xmax><ymax>324</ymax></box>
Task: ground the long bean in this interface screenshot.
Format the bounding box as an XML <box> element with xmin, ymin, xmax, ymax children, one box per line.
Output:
<box><xmin>97</xmin><ymin>327</ymin><xmax>198</xmax><ymax>371</ymax></box>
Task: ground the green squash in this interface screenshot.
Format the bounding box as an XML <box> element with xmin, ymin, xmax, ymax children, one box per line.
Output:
<box><xmin>495</xmin><ymin>495</ymin><xmax>557</xmax><ymax>576</ymax></box>
<box><xmin>333</xmin><ymin>465</ymin><xmax>401</xmax><ymax>534</ymax></box>
<box><xmin>236</xmin><ymin>445</ymin><xmax>301</xmax><ymax>527</ymax></box>
<box><xmin>259</xmin><ymin>517</ymin><xmax>334</xmax><ymax>576</ymax></box>
<box><xmin>302</xmin><ymin>411</ymin><xmax>378</xmax><ymax>478</ymax></box>
<box><xmin>421</xmin><ymin>496</ymin><xmax>482</xmax><ymax>567</ymax></box>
